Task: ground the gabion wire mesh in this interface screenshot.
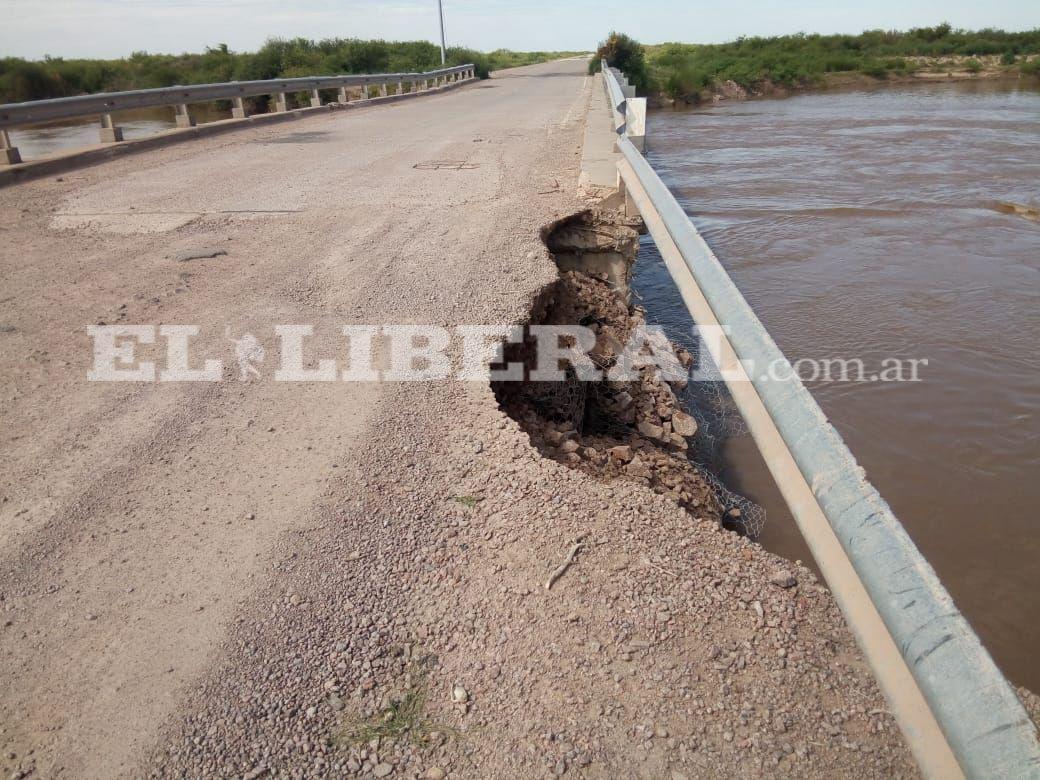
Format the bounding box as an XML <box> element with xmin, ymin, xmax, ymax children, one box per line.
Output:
<box><xmin>630</xmin><ymin>240</ymin><xmax>767</xmax><ymax>539</ymax></box>
<box><xmin>673</xmin><ymin>332</ymin><xmax>766</xmax><ymax>539</ymax></box>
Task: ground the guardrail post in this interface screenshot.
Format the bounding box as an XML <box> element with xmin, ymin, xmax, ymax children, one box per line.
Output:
<box><xmin>379</xmin><ymin>82</ymin><xmax>388</xmax><ymax>97</ymax></box>
<box><xmin>273</xmin><ymin>93</ymin><xmax>287</xmax><ymax>113</ymax></box>
<box><xmin>397</xmin><ymin>80</ymin><xmax>404</xmax><ymax>94</ymax></box>
<box><xmin>309</xmin><ymin>88</ymin><xmax>322</xmax><ymax>108</ymax></box>
<box><xmin>360</xmin><ymin>82</ymin><xmax>369</xmax><ymax>100</ymax></box>
<box><xmin>616</xmin><ymin>170</ymin><xmax>640</xmax><ymax>218</ymax></box>
<box><xmin>231</xmin><ymin>97</ymin><xmax>248</xmax><ymax>119</ymax></box>
<box><xmin>174</xmin><ymin>103</ymin><xmax>195</xmax><ymax>128</ymax></box>
<box><xmin>337</xmin><ymin>87</ymin><xmax>348</xmax><ymax>104</ymax></box>
<box><xmin>626</xmin><ymin>97</ymin><xmax>647</xmax><ymax>152</ymax></box>
<box><xmin>99</xmin><ymin>112</ymin><xmax>124</xmax><ymax>143</ymax></box>
<box><xmin>0</xmin><ymin>130</ymin><xmax>21</xmax><ymax>165</ymax></box>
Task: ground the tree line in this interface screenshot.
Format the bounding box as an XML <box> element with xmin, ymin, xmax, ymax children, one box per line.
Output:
<box><xmin>590</xmin><ymin>25</ymin><xmax>1040</xmax><ymax>100</ymax></box>
<box><xmin>0</xmin><ymin>38</ymin><xmax>580</xmax><ymax>104</ymax></box>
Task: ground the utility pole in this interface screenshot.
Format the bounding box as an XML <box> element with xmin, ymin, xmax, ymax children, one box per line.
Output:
<box><xmin>437</xmin><ymin>0</ymin><xmax>446</xmax><ymax>64</ymax></box>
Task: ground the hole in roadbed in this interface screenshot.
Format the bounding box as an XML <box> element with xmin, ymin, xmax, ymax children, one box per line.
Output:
<box><xmin>491</xmin><ymin>210</ymin><xmax>762</xmax><ymax>537</ymax></box>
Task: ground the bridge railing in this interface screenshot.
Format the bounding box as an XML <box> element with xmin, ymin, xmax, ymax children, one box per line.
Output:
<box><xmin>601</xmin><ymin>61</ymin><xmax>1040</xmax><ymax>780</ymax></box>
<box><xmin>0</xmin><ymin>63</ymin><xmax>475</xmax><ymax>165</ymax></box>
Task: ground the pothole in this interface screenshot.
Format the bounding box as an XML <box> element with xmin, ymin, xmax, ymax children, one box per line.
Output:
<box><xmin>493</xmin><ymin>210</ymin><xmax>758</xmax><ymax>533</ymax></box>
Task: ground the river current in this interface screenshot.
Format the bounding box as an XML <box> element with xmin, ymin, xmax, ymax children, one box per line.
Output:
<box><xmin>632</xmin><ymin>80</ymin><xmax>1040</xmax><ymax>689</ymax></box>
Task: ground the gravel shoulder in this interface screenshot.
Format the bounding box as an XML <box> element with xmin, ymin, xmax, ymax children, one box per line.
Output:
<box><xmin>0</xmin><ymin>58</ymin><xmax>920</xmax><ymax>778</ymax></box>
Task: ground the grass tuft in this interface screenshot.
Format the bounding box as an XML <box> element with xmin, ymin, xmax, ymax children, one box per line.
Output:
<box><xmin>338</xmin><ymin>661</ymin><xmax>455</xmax><ymax>748</ymax></box>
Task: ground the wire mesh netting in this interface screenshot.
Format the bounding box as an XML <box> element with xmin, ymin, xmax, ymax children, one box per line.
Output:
<box><xmin>631</xmin><ymin>235</ymin><xmax>766</xmax><ymax>539</ymax></box>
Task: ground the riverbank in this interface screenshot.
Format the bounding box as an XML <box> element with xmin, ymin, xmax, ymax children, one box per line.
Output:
<box><xmin>649</xmin><ymin>55</ymin><xmax>1040</xmax><ymax>106</ymax></box>
<box><xmin>590</xmin><ymin>27</ymin><xmax>1040</xmax><ymax>107</ymax></box>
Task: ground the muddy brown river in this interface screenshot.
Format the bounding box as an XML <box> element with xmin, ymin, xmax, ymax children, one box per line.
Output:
<box><xmin>634</xmin><ymin>80</ymin><xmax>1040</xmax><ymax>690</ymax></box>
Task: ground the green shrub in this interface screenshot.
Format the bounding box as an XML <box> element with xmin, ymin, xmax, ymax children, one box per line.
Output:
<box><xmin>964</xmin><ymin>58</ymin><xmax>984</xmax><ymax>73</ymax></box>
<box><xmin>861</xmin><ymin>61</ymin><xmax>889</xmax><ymax>79</ymax></box>
<box><xmin>594</xmin><ymin>31</ymin><xmax>649</xmax><ymax>92</ymax></box>
<box><xmin>638</xmin><ymin>25</ymin><xmax>1040</xmax><ymax>96</ymax></box>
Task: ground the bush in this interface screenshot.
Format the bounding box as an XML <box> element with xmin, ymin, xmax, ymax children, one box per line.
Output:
<box><xmin>964</xmin><ymin>58</ymin><xmax>984</xmax><ymax>73</ymax></box>
<box><xmin>0</xmin><ymin>59</ymin><xmax>65</xmax><ymax>102</ymax></box>
<box><xmin>594</xmin><ymin>31</ymin><xmax>649</xmax><ymax>93</ymax></box>
<box><xmin>860</xmin><ymin>61</ymin><xmax>889</xmax><ymax>79</ymax></box>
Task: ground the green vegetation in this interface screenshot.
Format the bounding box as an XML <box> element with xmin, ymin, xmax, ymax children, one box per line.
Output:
<box><xmin>0</xmin><ymin>39</ymin><xmax>581</xmax><ymax>104</ymax></box>
<box><xmin>590</xmin><ymin>25</ymin><xmax>1040</xmax><ymax>102</ymax></box>
<box><xmin>589</xmin><ymin>31</ymin><xmax>650</xmax><ymax>92</ymax></box>
<box><xmin>341</xmin><ymin>681</ymin><xmax>429</xmax><ymax>746</ymax></box>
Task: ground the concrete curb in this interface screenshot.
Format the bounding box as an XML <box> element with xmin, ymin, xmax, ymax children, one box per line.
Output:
<box><xmin>0</xmin><ymin>77</ymin><xmax>478</xmax><ymax>188</ymax></box>
<box><xmin>578</xmin><ymin>73</ymin><xmax>622</xmax><ymax>197</ymax></box>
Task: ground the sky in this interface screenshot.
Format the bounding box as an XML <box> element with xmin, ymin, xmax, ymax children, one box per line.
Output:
<box><xmin>1</xmin><ymin>0</ymin><xmax>1038</xmax><ymax>60</ymax></box>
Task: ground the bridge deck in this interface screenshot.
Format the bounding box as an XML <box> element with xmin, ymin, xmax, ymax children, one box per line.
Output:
<box><xmin>0</xmin><ymin>58</ymin><xmax>917</xmax><ymax>778</ymax></box>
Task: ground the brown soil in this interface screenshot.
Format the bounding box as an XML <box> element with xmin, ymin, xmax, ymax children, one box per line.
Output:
<box><xmin>494</xmin><ymin>211</ymin><xmax>729</xmax><ymax>532</ymax></box>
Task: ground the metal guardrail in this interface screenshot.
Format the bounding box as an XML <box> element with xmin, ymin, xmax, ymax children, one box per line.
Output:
<box><xmin>601</xmin><ymin>62</ymin><xmax>1040</xmax><ymax>779</ymax></box>
<box><xmin>604</xmin><ymin>66</ymin><xmax>627</xmax><ymax>131</ymax></box>
<box><xmin>0</xmin><ymin>63</ymin><xmax>475</xmax><ymax>164</ymax></box>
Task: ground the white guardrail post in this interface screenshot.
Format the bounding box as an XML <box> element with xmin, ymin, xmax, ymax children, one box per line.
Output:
<box><xmin>1</xmin><ymin>129</ymin><xmax>22</xmax><ymax>164</ymax></box>
<box><xmin>602</xmin><ymin>62</ymin><xmax>645</xmax><ymax>152</ymax></box>
<box><xmin>600</xmin><ymin>61</ymin><xmax>1040</xmax><ymax>780</ymax></box>
<box><xmin>0</xmin><ymin>63</ymin><xmax>475</xmax><ymax>164</ymax></box>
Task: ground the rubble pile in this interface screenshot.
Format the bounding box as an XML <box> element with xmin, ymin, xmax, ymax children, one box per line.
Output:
<box><xmin>495</xmin><ymin>267</ymin><xmax>723</xmax><ymax>525</ymax></box>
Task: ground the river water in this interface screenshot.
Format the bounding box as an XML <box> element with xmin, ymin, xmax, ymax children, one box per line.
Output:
<box><xmin>632</xmin><ymin>81</ymin><xmax>1040</xmax><ymax>689</ymax></box>
<box><xmin>7</xmin><ymin>105</ymin><xmax>229</xmax><ymax>160</ymax></box>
